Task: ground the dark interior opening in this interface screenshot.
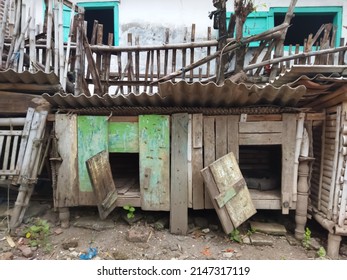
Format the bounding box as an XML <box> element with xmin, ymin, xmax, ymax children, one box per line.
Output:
<box><xmin>84</xmin><ymin>8</ymin><xmax>114</xmax><ymax>45</ymax></box>
<box><xmin>274</xmin><ymin>13</ymin><xmax>335</xmax><ymax>46</ymax></box>
<box><xmin>109</xmin><ymin>153</ymin><xmax>140</xmax><ymax>193</ymax></box>
<box><xmin>239</xmin><ymin>145</ymin><xmax>282</xmax><ymax>191</ymax></box>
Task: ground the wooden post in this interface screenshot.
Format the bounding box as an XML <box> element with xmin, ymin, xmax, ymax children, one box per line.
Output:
<box><xmin>294</xmin><ymin>156</ymin><xmax>314</xmax><ymax>240</ymax></box>
<box><xmin>327</xmin><ymin>233</ymin><xmax>342</xmax><ymax>259</ymax></box>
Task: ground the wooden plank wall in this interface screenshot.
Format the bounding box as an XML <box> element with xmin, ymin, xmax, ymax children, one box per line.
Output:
<box><xmin>318</xmin><ymin>106</ymin><xmax>341</xmax><ymax>218</ymax></box>
<box><xmin>190</xmin><ymin>113</ymin><xmax>298</xmax><ymax>211</ymax></box>
<box><xmin>170</xmin><ymin>113</ymin><xmax>189</xmax><ymax>234</ymax></box>
<box><xmin>310</xmin><ymin>117</ymin><xmax>325</xmax><ymax>210</ymax></box>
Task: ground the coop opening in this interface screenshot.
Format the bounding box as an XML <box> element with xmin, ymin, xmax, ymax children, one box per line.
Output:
<box><xmin>84</xmin><ymin>7</ymin><xmax>115</xmax><ymax>45</ymax></box>
<box><xmin>109</xmin><ymin>152</ymin><xmax>140</xmax><ymax>194</ymax></box>
<box><xmin>239</xmin><ymin>145</ymin><xmax>282</xmax><ymax>191</ymax></box>
<box><xmin>274</xmin><ymin>13</ymin><xmax>336</xmax><ymax>46</ymax></box>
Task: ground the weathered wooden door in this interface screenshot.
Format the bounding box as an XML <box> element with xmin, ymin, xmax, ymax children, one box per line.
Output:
<box><xmin>139</xmin><ymin>115</ymin><xmax>170</xmax><ymax>211</ymax></box>
<box><xmin>77</xmin><ymin>116</ymin><xmax>108</xmax><ymax>205</ymax></box>
<box><xmin>86</xmin><ymin>150</ymin><xmax>118</xmax><ymax>220</ymax></box>
<box><xmin>201</xmin><ymin>152</ymin><xmax>256</xmax><ymax>234</ymax></box>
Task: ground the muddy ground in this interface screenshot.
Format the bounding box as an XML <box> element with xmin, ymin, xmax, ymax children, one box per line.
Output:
<box><xmin>0</xmin><ymin>201</ymin><xmax>346</xmax><ymax>260</ymax></box>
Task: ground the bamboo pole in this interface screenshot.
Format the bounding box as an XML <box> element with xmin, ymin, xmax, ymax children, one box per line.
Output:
<box><xmin>164</xmin><ymin>28</ymin><xmax>169</xmax><ymax>76</ymax></box>
<box><xmin>189</xmin><ymin>23</ymin><xmax>195</xmax><ymax>82</ymax></box>
<box><xmin>8</xmin><ymin>0</ymin><xmax>15</xmax><ymax>36</ymax></box>
<box><xmin>63</xmin><ymin>4</ymin><xmax>75</xmax><ymax>91</ymax></box>
<box><xmin>6</xmin><ymin>15</ymin><xmax>32</xmax><ymax>69</ymax></box>
<box><xmin>29</xmin><ymin>6</ymin><xmax>36</xmax><ymax>73</ymax></box>
<box><xmin>58</xmin><ymin>0</ymin><xmax>65</xmax><ymax>86</ymax></box>
<box><xmin>45</xmin><ymin>0</ymin><xmax>53</xmax><ymax>72</ymax></box>
<box><xmin>53</xmin><ymin>0</ymin><xmax>59</xmax><ymax>75</ymax></box>
<box><xmin>0</xmin><ymin>0</ymin><xmax>9</xmax><ymax>67</ymax></box>
<box><xmin>17</xmin><ymin>1</ymin><xmax>26</xmax><ymax>72</ymax></box>
<box><xmin>74</xmin><ymin>7</ymin><xmax>83</xmax><ymax>95</ymax></box>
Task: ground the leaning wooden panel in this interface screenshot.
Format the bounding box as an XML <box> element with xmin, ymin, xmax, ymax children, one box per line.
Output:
<box><xmin>202</xmin><ymin>152</ymin><xmax>256</xmax><ymax>231</ymax></box>
<box><xmin>139</xmin><ymin>115</ymin><xmax>170</xmax><ymax>211</ymax></box>
<box><xmin>170</xmin><ymin>113</ymin><xmax>189</xmax><ymax>234</ymax></box>
<box><xmin>55</xmin><ymin>114</ymin><xmax>79</xmax><ymax>207</ymax></box>
<box><xmin>86</xmin><ymin>150</ymin><xmax>118</xmax><ymax>220</ymax></box>
<box><xmin>201</xmin><ymin>166</ymin><xmax>234</xmax><ymax>234</ymax></box>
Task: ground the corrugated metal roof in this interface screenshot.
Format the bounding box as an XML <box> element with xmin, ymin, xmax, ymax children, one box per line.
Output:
<box><xmin>42</xmin><ymin>79</ymin><xmax>306</xmax><ymax>109</ymax></box>
<box><xmin>271</xmin><ymin>65</ymin><xmax>347</xmax><ymax>88</ymax></box>
<box><xmin>0</xmin><ymin>69</ymin><xmax>60</xmax><ymax>85</ymax></box>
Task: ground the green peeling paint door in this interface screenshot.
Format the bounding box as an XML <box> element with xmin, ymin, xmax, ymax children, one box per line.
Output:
<box><xmin>78</xmin><ymin>116</ymin><xmax>108</xmax><ymax>193</ymax></box>
<box><xmin>139</xmin><ymin>115</ymin><xmax>170</xmax><ymax>211</ymax></box>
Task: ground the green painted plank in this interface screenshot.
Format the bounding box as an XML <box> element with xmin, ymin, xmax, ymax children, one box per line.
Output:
<box><xmin>108</xmin><ymin>122</ymin><xmax>139</xmax><ymax>153</ymax></box>
<box><xmin>78</xmin><ymin>116</ymin><xmax>108</xmax><ymax>192</ymax></box>
<box><xmin>139</xmin><ymin>115</ymin><xmax>170</xmax><ymax>211</ymax></box>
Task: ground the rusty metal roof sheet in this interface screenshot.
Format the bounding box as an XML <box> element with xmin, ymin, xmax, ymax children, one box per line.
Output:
<box><xmin>271</xmin><ymin>65</ymin><xmax>347</xmax><ymax>87</ymax></box>
<box><xmin>42</xmin><ymin>79</ymin><xmax>306</xmax><ymax>109</ymax></box>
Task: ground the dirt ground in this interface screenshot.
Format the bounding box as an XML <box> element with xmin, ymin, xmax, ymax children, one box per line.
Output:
<box><xmin>0</xmin><ymin>201</ymin><xmax>347</xmax><ymax>260</ymax></box>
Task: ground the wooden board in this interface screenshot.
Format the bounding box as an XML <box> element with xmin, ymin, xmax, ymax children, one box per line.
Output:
<box><xmin>77</xmin><ymin>116</ymin><xmax>108</xmax><ymax>205</ymax></box>
<box><xmin>108</xmin><ymin>122</ymin><xmax>139</xmax><ymax>153</ymax></box>
<box><xmin>170</xmin><ymin>113</ymin><xmax>189</xmax><ymax>234</ymax></box>
<box><xmin>281</xmin><ymin>114</ymin><xmax>297</xmax><ymax>214</ymax></box>
<box><xmin>203</xmin><ymin>116</ymin><xmax>215</xmax><ymax>209</ymax></box>
<box><xmin>227</xmin><ymin>115</ymin><xmax>239</xmax><ymax>161</ymax></box>
<box><xmin>86</xmin><ymin>150</ymin><xmax>118</xmax><ymax>220</ymax></box>
<box><xmin>192</xmin><ymin>114</ymin><xmax>204</xmax><ymax>209</ymax></box>
<box><xmin>239</xmin><ymin>133</ymin><xmax>282</xmax><ymax>145</ymax></box>
<box><xmin>139</xmin><ymin>115</ymin><xmax>170</xmax><ymax>211</ymax></box>
<box><xmin>215</xmin><ymin>116</ymin><xmax>228</xmax><ymax>159</ymax></box>
<box><xmin>0</xmin><ymin>91</ymin><xmax>48</xmax><ymax>116</ymax></box>
<box><xmin>201</xmin><ymin>152</ymin><xmax>256</xmax><ymax>232</ymax></box>
<box><xmin>55</xmin><ymin>114</ymin><xmax>79</xmax><ymax>207</ymax></box>
<box><xmin>239</xmin><ymin>121</ymin><xmax>283</xmax><ymax>134</ymax></box>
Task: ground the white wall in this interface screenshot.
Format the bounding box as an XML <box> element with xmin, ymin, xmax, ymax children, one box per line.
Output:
<box><xmin>118</xmin><ymin>0</ymin><xmax>216</xmax><ymax>45</ymax></box>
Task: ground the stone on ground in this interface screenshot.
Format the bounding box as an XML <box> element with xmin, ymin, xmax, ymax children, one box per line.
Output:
<box><xmin>250</xmin><ymin>221</ymin><xmax>287</xmax><ymax>236</ymax></box>
<box><xmin>249</xmin><ymin>233</ymin><xmax>274</xmax><ymax>246</ymax></box>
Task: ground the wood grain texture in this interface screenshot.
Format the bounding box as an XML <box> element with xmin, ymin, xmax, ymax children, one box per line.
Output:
<box><xmin>86</xmin><ymin>150</ymin><xmax>118</xmax><ymax>220</ymax></box>
<box><xmin>139</xmin><ymin>115</ymin><xmax>170</xmax><ymax>211</ymax></box>
<box><xmin>170</xmin><ymin>113</ymin><xmax>189</xmax><ymax>234</ymax></box>
<box><xmin>55</xmin><ymin>114</ymin><xmax>79</xmax><ymax>207</ymax></box>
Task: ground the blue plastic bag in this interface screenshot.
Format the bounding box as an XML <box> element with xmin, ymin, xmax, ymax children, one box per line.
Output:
<box><xmin>79</xmin><ymin>247</ymin><xmax>98</xmax><ymax>260</ymax></box>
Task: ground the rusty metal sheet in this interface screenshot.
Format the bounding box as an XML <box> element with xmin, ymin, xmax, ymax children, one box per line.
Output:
<box><xmin>86</xmin><ymin>150</ymin><xmax>118</xmax><ymax>220</ymax></box>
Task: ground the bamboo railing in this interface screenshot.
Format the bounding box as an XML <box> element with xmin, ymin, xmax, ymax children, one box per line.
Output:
<box><xmin>0</xmin><ymin>0</ymin><xmax>346</xmax><ymax>97</ymax></box>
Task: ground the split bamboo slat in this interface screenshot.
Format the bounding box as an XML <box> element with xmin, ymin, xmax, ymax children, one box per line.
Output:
<box><xmin>10</xmin><ymin>109</ymin><xmax>48</xmax><ymax>228</ymax></box>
